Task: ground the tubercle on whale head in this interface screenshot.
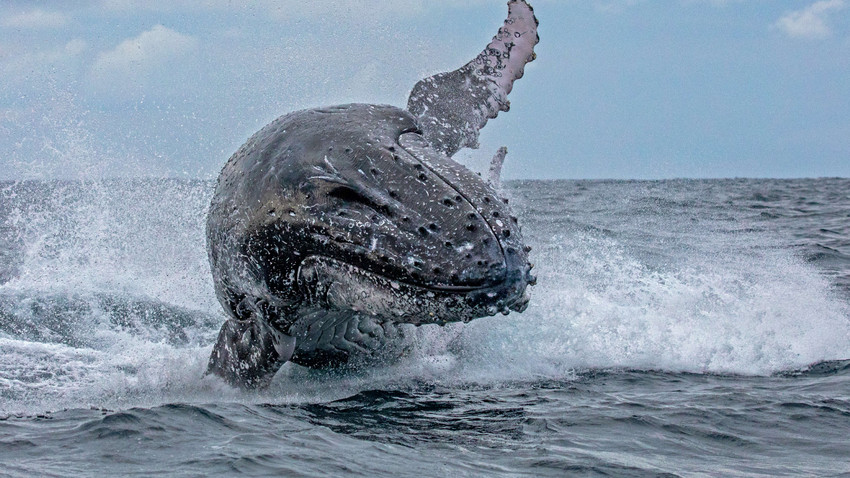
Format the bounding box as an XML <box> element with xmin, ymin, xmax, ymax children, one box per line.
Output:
<box><xmin>234</xmin><ymin>105</ymin><xmax>525</xmax><ymax>286</ymax></box>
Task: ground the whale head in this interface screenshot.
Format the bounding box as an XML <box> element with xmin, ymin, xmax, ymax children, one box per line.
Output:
<box><xmin>207</xmin><ymin>104</ymin><xmax>533</xmax><ymax>332</ymax></box>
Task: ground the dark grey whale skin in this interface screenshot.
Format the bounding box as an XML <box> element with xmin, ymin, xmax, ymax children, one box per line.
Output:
<box><xmin>206</xmin><ymin>1</ymin><xmax>539</xmax><ymax>388</ymax></box>
<box><xmin>206</xmin><ymin>105</ymin><xmax>533</xmax><ymax>387</ymax></box>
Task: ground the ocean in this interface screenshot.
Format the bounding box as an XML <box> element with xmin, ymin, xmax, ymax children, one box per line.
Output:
<box><xmin>1</xmin><ymin>177</ymin><xmax>848</xmax><ymax>477</ymax></box>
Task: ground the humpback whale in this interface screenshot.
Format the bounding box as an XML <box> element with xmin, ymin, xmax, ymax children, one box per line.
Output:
<box><xmin>206</xmin><ymin>1</ymin><xmax>539</xmax><ymax>388</ymax></box>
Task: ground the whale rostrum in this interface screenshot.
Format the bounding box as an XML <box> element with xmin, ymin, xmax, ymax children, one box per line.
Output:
<box><xmin>206</xmin><ymin>1</ymin><xmax>540</xmax><ymax>388</ymax></box>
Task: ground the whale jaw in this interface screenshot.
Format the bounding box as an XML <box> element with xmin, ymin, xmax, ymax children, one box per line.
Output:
<box><xmin>283</xmin><ymin>255</ymin><xmax>530</xmax><ymax>369</ymax></box>
<box><xmin>297</xmin><ymin>255</ymin><xmax>530</xmax><ymax>324</ymax></box>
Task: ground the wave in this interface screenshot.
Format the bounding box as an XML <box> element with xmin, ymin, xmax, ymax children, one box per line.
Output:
<box><xmin>0</xmin><ymin>179</ymin><xmax>848</xmax><ymax>415</ymax></box>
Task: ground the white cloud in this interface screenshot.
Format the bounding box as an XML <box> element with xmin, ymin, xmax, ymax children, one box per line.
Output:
<box><xmin>91</xmin><ymin>25</ymin><xmax>198</xmax><ymax>78</ymax></box>
<box><xmin>92</xmin><ymin>0</ymin><xmax>497</xmax><ymax>22</ymax></box>
<box><xmin>2</xmin><ymin>9</ymin><xmax>69</xmax><ymax>29</ymax></box>
<box><xmin>774</xmin><ymin>0</ymin><xmax>846</xmax><ymax>40</ymax></box>
<box><xmin>64</xmin><ymin>39</ymin><xmax>88</xmax><ymax>57</ymax></box>
<box><xmin>263</xmin><ymin>1</ymin><xmax>427</xmax><ymax>21</ymax></box>
<box><xmin>0</xmin><ymin>39</ymin><xmax>87</xmax><ymax>88</ymax></box>
<box><xmin>87</xmin><ymin>25</ymin><xmax>199</xmax><ymax>102</ymax></box>
<box><xmin>594</xmin><ymin>0</ymin><xmax>647</xmax><ymax>14</ymax></box>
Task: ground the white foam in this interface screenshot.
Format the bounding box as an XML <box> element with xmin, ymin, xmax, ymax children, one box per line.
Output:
<box><xmin>392</xmin><ymin>230</ymin><xmax>850</xmax><ymax>381</ymax></box>
<box><xmin>2</xmin><ymin>180</ymin><xmax>849</xmax><ymax>414</ymax></box>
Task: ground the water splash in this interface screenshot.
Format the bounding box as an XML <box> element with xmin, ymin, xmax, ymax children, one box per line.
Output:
<box><xmin>1</xmin><ymin>179</ymin><xmax>849</xmax><ymax>416</ymax></box>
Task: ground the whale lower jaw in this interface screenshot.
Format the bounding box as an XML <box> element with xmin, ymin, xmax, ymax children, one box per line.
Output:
<box><xmin>295</xmin><ymin>255</ymin><xmax>529</xmax><ymax>327</ymax></box>
<box><xmin>286</xmin><ymin>307</ymin><xmax>414</xmax><ymax>369</ymax></box>
<box><xmin>286</xmin><ymin>255</ymin><xmax>529</xmax><ymax>369</ymax></box>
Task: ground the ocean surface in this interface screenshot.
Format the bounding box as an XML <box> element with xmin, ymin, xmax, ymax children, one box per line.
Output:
<box><xmin>1</xmin><ymin>177</ymin><xmax>849</xmax><ymax>477</ymax></box>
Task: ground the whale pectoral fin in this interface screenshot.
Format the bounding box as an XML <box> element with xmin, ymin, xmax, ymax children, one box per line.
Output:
<box><xmin>489</xmin><ymin>146</ymin><xmax>508</xmax><ymax>186</ymax></box>
<box><xmin>407</xmin><ymin>0</ymin><xmax>539</xmax><ymax>157</ymax></box>
<box><xmin>206</xmin><ymin>317</ymin><xmax>296</xmax><ymax>389</ymax></box>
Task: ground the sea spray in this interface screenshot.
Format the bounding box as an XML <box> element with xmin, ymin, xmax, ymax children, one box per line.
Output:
<box><xmin>1</xmin><ymin>179</ymin><xmax>848</xmax><ymax>416</ymax></box>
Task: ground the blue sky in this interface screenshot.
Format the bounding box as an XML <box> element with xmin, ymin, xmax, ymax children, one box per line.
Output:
<box><xmin>1</xmin><ymin>0</ymin><xmax>848</xmax><ymax>180</ymax></box>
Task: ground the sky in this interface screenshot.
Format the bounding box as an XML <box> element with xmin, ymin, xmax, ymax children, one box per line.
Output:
<box><xmin>0</xmin><ymin>0</ymin><xmax>848</xmax><ymax>180</ymax></box>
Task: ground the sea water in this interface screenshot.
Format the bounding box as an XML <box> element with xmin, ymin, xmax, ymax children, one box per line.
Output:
<box><xmin>0</xmin><ymin>178</ymin><xmax>848</xmax><ymax>477</ymax></box>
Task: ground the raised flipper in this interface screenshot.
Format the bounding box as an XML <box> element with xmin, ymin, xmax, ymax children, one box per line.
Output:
<box><xmin>206</xmin><ymin>316</ymin><xmax>296</xmax><ymax>389</ymax></box>
<box><xmin>407</xmin><ymin>0</ymin><xmax>539</xmax><ymax>157</ymax></box>
<box><xmin>489</xmin><ymin>146</ymin><xmax>508</xmax><ymax>186</ymax></box>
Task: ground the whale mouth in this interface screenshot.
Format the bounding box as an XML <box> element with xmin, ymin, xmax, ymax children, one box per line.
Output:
<box><xmin>295</xmin><ymin>255</ymin><xmax>529</xmax><ymax>327</ymax></box>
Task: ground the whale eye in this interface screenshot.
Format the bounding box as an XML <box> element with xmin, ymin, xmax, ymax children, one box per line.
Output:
<box><xmin>327</xmin><ymin>186</ymin><xmax>393</xmax><ymax>217</ymax></box>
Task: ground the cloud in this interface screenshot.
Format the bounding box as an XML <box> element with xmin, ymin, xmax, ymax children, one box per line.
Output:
<box><xmin>86</xmin><ymin>25</ymin><xmax>200</xmax><ymax>104</ymax></box>
<box><xmin>262</xmin><ymin>1</ymin><xmax>427</xmax><ymax>21</ymax></box>
<box><xmin>88</xmin><ymin>25</ymin><xmax>199</xmax><ymax>102</ymax></box>
<box><xmin>0</xmin><ymin>39</ymin><xmax>87</xmax><ymax>70</ymax></box>
<box><xmin>594</xmin><ymin>0</ymin><xmax>647</xmax><ymax>14</ymax></box>
<box><xmin>0</xmin><ymin>39</ymin><xmax>87</xmax><ymax>92</ymax></box>
<box><xmin>91</xmin><ymin>25</ymin><xmax>198</xmax><ymax>78</ymax></box>
<box><xmin>2</xmin><ymin>9</ymin><xmax>69</xmax><ymax>29</ymax></box>
<box><xmin>774</xmin><ymin>0</ymin><xmax>846</xmax><ymax>39</ymax></box>
<box><xmin>92</xmin><ymin>0</ymin><xmax>496</xmax><ymax>22</ymax></box>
